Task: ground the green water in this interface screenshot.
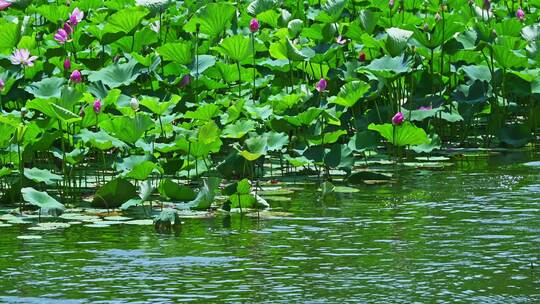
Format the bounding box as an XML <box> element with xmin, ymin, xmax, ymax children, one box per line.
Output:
<box><xmin>0</xmin><ymin>152</ymin><xmax>539</xmax><ymax>303</ymax></box>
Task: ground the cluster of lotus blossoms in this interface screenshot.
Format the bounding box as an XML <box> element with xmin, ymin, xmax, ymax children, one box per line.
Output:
<box><xmin>54</xmin><ymin>8</ymin><xmax>84</xmax><ymax>44</ymax></box>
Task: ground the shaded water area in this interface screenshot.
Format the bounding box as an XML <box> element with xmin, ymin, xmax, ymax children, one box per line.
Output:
<box><xmin>0</xmin><ymin>151</ymin><xmax>539</xmax><ymax>303</ymax></box>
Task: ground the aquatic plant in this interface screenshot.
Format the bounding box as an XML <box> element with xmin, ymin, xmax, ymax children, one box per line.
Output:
<box><xmin>0</xmin><ymin>0</ymin><xmax>537</xmax><ymax>215</ymax></box>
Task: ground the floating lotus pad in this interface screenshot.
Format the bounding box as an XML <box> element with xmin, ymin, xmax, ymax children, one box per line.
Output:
<box><xmin>83</xmin><ymin>224</ymin><xmax>111</xmax><ymax>228</ymax></box>
<box><xmin>17</xmin><ymin>235</ymin><xmax>43</xmax><ymax>240</ymax></box>
<box><xmin>124</xmin><ymin>219</ymin><xmax>154</xmax><ymax>225</ymax></box>
<box><xmin>245</xmin><ymin>210</ymin><xmax>294</xmax><ymax>219</ymax></box>
<box><xmin>415</xmin><ymin>156</ymin><xmax>451</xmax><ymax>161</ymax></box>
<box><xmin>60</xmin><ymin>214</ymin><xmax>101</xmax><ymax>222</ymax></box>
<box><xmin>176</xmin><ymin>210</ymin><xmax>214</xmax><ymax>218</ymax></box>
<box><xmin>402</xmin><ymin>162</ymin><xmax>454</xmax><ymax>168</ymax></box>
<box><xmin>333</xmin><ymin>186</ymin><xmax>360</xmax><ymax>193</ymax></box>
<box><xmin>263</xmin><ymin>196</ymin><xmax>292</xmax><ymax>202</ymax></box>
<box><xmin>258</xmin><ymin>189</ymin><xmax>295</xmax><ymax>196</ymax></box>
<box><xmin>103</xmin><ymin>216</ymin><xmax>132</xmax><ymax>221</ymax></box>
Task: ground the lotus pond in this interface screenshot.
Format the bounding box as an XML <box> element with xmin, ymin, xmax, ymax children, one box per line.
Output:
<box><xmin>1</xmin><ymin>0</ymin><xmax>540</xmax><ymax>301</ymax></box>
<box><xmin>0</xmin><ymin>151</ymin><xmax>539</xmax><ymax>303</ymax></box>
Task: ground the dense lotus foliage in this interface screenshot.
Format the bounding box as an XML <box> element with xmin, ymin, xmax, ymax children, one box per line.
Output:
<box><xmin>0</xmin><ymin>0</ymin><xmax>539</xmax><ymax>214</ymax></box>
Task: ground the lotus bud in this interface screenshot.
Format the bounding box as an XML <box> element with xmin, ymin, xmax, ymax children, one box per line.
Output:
<box><xmin>93</xmin><ymin>99</ymin><xmax>102</xmax><ymax>114</ymax></box>
<box><xmin>180</xmin><ymin>74</ymin><xmax>190</xmax><ymax>87</ymax></box>
<box><xmin>389</xmin><ymin>0</ymin><xmax>395</xmax><ymax>9</ymax></box>
<box><xmin>64</xmin><ymin>22</ymin><xmax>73</xmax><ymax>35</ymax></box>
<box><xmin>130</xmin><ymin>98</ymin><xmax>139</xmax><ymax>111</ymax></box>
<box><xmin>70</xmin><ymin>70</ymin><xmax>82</xmax><ymax>83</ymax></box>
<box><xmin>435</xmin><ymin>12</ymin><xmax>442</xmax><ymax>22</ymax></box>
<box><xmin>483</xmin><ymin>0</ymin><xmax>490</xmax><ymax>10</ymax></box>
<box><xmin>0</xmin><ymin>79</ymin><xmax>4</xmax><ymax>92</ymax></box>
<box><xmin>423</xmin><ymin>23</ymin><xmax>429</xmax><ymax>32</ymax></box>
<box><xmin>316</xmin><ymin>78</ymin><xmax>327</xmax><ymax>92</ymax></box>
<box><xmin>249</xmin><ymin>18</ymin><xmax>260</xmax><ymax>33</ymax></box>
<box><xmin>79</xmin><ymin>107</ymin><xmax>85</xmax><ymax>117</ymax></box>
<box><xmin>516</xmin><ymin>8</ymin><xmax>525</xmax><ymax>21</ymax></box>
<box><xmin>392</xmin><ymin>112</ymin><xmax>404</xmax><ymax>125</ymax></box>
<box><xmin>64</xmin><ymin>58</ymin><xmax>71</xmax><ymax>71</ymax></box>
<box><xmin>358</xmin><ymin>51</ymin><xmax>366</xmax><ymax>62</ymax></box>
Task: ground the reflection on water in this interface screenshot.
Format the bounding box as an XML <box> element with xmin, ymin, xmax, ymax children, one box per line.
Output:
<box><xmin>0</xmin><ymin>152</ymin><xmax>539</xmax><ymax>303</ymax></box>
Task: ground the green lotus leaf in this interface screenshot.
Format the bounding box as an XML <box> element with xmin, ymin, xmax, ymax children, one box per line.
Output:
<box><xmin>104</xmin><ymin>7</ymin><xmax>149</xmax><ymax>35</ymax></box>
<box><xmin>78</xmin><ymin>129</ymin><xmax>128</xmax><ymax>150</ymax></box>
<box><xmin>217</xmin><ymin>35</ymin><xmax>253</xmax><ymax>62</ymax></box>
<box><xmin>156</xmin><ymin>42</ymin><xmax>192</xmax><ymax>65</ymax></box>
<box><xmin>247</xmin><ymin>0</ymin><xmax>276</xmax><ymax>15</ymax></box>
<box><xmin>99</xmin><ymin>114</ymin><xmax>153</xmax><ymax>144</ymax></box>
<box><xmin>24</xmin><ymin>168</ymin><xmax>62</xmax><ymax>185</ymax></box>
<box><xmin>139</xmin><ymin>96</ymin><xmax>177</xmax><ymax>115</ymax></box>
<box><xmin>288</xmin><ymin>19</ymin><xmax>303</xmax><ymax>38</ymax></box>
<box><xmin>184</xmin><ymin>3</ymin><xmax>236</xmax><ymax>38</ymax></box>
<box><xmin>497</xmin><ymin>124</ymin><xmax>532</xmax><ymax>148</ymax></box>
<box><xmin>189</xmin><ymin>55</ymin><xmax>216</xmax><ymax>77</ymax></box>
<box><xmin>222</xmin><ymin>119</ymin><xmax>256</xmax><ymax>139</ymax></box>
<box><xmin>368</xmin><ymin>122</ymin><xmax>429</xmax><ymax>146</ymax></box>
<box><xmin>184</xmin><ymin>104</ymin><xmax>220</xmax><ymax>121</ymax></box>
<box><xmin>385</xmin><ymin>27</ymin><xmax>413</xmax><ymax>57</ymax></box>
<box><xmin>92</xmin><ymin>178</ymin><xmax>138</xmax><ymax>208</ymax></box>
<box><xmin>329</xmin><ymin>80</ymin><xmax>370</xmax><ymax>107</ymax></box>
<box><xmin>348</xmin><ymin>130</ymin><xmax>380</xmax><ymax>152</ymax></box>
<box><xmin>25</xmin><ymin>78</ymin><xmax>65</xmax><ymax>99</ymax></box>
<box><xmin>88</xmin><ymin>59</ymin><xmax>144</xmax><ymax>88</ymax></box>
<box><xmin>158</xmin><ymin>179</ymin><xmax>196</xmax><ymax>201</ymax></box>
<box><xmin>0</xmin><ymin>22</ymin><xmax>21</xmax><ymax>50</ymax></box>
<box><xmin>358</xmin><ymin>9</ymin><xmax>379</xmax><ymax>35</ymax></box>
<box><xmin>186</xmin><ymin>177</ymin><xmax>220</xmax><ymax>210</ymax></box>
<box><xmin>33</xmin><ymin>4</ymin><xmax>70</xmax><ymax>23</ymax></box>
<box><xmin>316</xmin><ymin>0</ymin><xmax>346</xmax><ymax>23</ymax></box>
<box><xmin>21</xmin><ymin>187</ymin><xmax>65</xmax><ymax>215</ymax></box>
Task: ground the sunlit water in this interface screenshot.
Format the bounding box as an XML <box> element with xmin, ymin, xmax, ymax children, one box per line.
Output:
<box><xmin>0</xmin><ymin>152</ymin><xmax>539</xmax><ymax>303</ymax></box>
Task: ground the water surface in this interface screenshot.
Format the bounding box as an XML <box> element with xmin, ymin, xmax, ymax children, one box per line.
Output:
<box><xmin>0</xmin><ymin>152</ymin><xmax>539</xmax><ymax>303</ymax></box>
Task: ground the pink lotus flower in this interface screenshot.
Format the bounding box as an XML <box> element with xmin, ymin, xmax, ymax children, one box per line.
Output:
<box><xmin>250</xmin><ymin>18</ymin><xmax>260</xmax><ymax>33</ymax></box>
<box><xmin>10</xmin><ymin>49</ymin><xmax>38</xmax><ymax>67</ymax></box>
<box><xmin>54</xmin><ymin>28</ymin><xmax>69</xmax><ymax>44</ymax></box>
<box><xmin>63</xmin><ymin>22</ymin><xmax>73</xmax><ymax>35</ymax></box>
<box><xmin>392</xmin><ymin>112</ymin><xmax>404</xmax><ymax>125</ymax></box>
<box><xmin>418</xmin><ymin>106</ymin><xmax>432</xmax><ymax>111</ymax></box>
<box><xmin>70</xmin><ymin>70</ymin><xmax>82</xmax><ymax>83</ymax></box>
<box><xmin>69</xmin><ymin>7</ymin><xmax>84</xmax><ymax>26</ymax></box>
<box><xmin>0</xmin><ymin>79</ymin><xmax>4</xmax><ymax>91</ymax></box>
<box><xmin>316</xmin><ymin>78</ymin><xmax>327</xmax><ymax>92</ymax></box>
<box><xmin>516</xmin><ymin>8</ymin><xmax>525</xmax><ymax>21</ymax></box>
<box><xmin>0</xmin><ymin>0</ymin><xmax>11</xmax><ymax>10</ymax></box>
<box><xmin>389</xmin><ymin>0</ymin><xmax>394</xmax><ymax>8</ymax></box>
<box><xmin>358</xmin><ymin>51</ymin><xmax>366</xmax><ymax>62</ymax></box>
<box><xmin>64</xmin><ymin>58</ymin><xmax>71</xmax><ymax>71</ymax></box>
<box><xmin>93</xmin><ymin>99</ymin><xmax>102</xmax><ymax>114</ymax></box>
